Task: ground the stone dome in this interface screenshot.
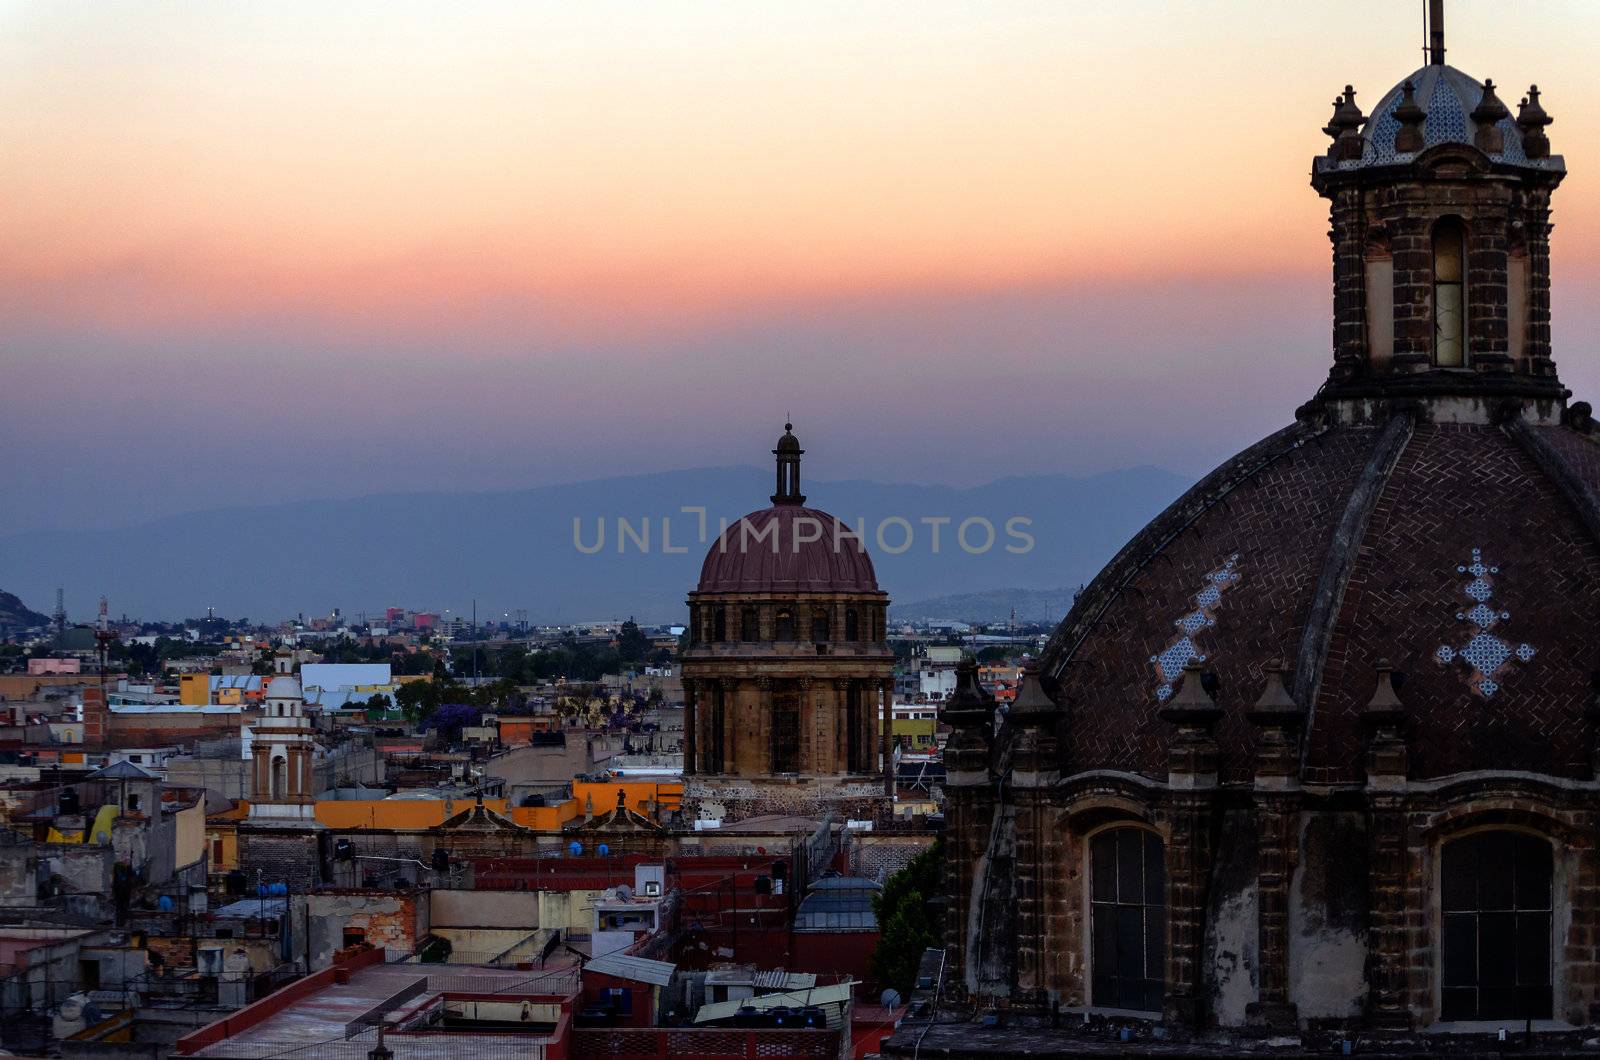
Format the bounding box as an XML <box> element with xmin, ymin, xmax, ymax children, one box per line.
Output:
<box><xmin>696</xmin><ymin>505</ymin><xmax>879</xmax><ymax>594</ymax></box>
<box><xmin>1039</xmin><ymin>415</ymin><xmax>1600</xmax><ymax>786</ymax></box>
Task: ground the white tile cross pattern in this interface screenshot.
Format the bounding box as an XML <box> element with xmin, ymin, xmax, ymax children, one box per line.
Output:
<box><xmin>1435</xmin><ymin>549</ymin><xmax>1537</xmax><ymax>699</ymax></box>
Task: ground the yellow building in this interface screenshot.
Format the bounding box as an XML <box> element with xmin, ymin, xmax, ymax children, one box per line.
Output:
<box><xmin>892</xmin><ymin>716</ymin><xmax>938</xmax><ymax>752</ymax></box>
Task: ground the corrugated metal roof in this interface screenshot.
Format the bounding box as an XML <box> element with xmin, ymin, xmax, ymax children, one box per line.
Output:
<box><xmin>583</xmin><ymin>951</ymin><xmax>676</xmax><ymax>986</ymax></box>
<box><xmin>795</xmin><ymin>878</ymin><xmax>879</xmax><ymax>932</ymax></box>
<box><xmin>753</xmin><ymin>970</ymin><xmax>817</xmax><ymax>991</ymax></box>
<box><xmin>694</xmin><ymin>983</ymin><xmax>852</xmax><ymax>1030</ymax></box>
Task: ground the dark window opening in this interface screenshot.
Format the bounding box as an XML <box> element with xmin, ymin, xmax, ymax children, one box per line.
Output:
<box><xmin>1434</xmin><ymin>217</ymin><xmax>1466</xmax><ymax>367</ymax></box>
<box><xmin>1441</xmin><ymin>830</ymin><xmax>1552</xmax><ymax>1022</ymax></box>
<box><xmin>713</xmin><ymin>608</ymin><xmax>727</xmax><ymax>643</ymax></box>
<box><xmin>740</xmin><ymin>608</ymin><xmax>758</xmax><ymax>642</ymax></box>
<box><xmin>845</xmin><ymin>609</ymin><xmax>859</xmax><ymax>641</ymax></box>
<box><xmin>775</xmin><ymin>609</ymin><xmax>795</xmax><ymax>641</ymax></box>
<box><xmin>343</xmin><ymin>927</ymin><xmax>367</xmax><ymax>948</ymax></box>
<box><xmin>1090</xmin><ymin>827</ymin><xmax>1165</xmax><ymax>1013</ymax></box>
<box><xmin>708</xmin><ymin>687</ymin><xmax>726</xmax><ymax>774</ymax></box>
<box><xmin>811</xmin><ymin>609</ymin><xmax>829</xmax><ymax>643</ymax></box>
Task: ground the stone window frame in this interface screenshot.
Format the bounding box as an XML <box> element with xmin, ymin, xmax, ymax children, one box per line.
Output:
<box><xmin>1053</xmin><ymin>795</ymin><xmax>1170</xmax><ymax>1016</ymax></box>
<box><xmin>1430</xmin><ymin>214</ymin><xmax>1470</xmax><ymax>369</ymax></box>
<box><xmin>1415</xmin><ymin>804</ymin><xmax>1589</xmax><ymax>1028</ymax></box>
<box><xmin>1082</xmin><ymin>820</ymin><xmax>1168</xmax><ymax>1015</ymax></box>
<box><xmin>1436</xmin><ymin>827</ymin><xmax>1555</xmax><ymax>1022</ymax></box>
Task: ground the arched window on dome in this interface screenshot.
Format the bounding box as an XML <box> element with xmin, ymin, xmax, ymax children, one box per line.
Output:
<box><xmin>811</xmin><ymin>609</ymin><xmax>829</xmax><ymax>643</ymax></box>
<box><xmin>740</xmin><ymin>608</ymin><xmax>758</xmax><ymax>642</ymax></box>
<box><xmin>1441</xmin><ymin>830</ymin><xmax>1552</xmax><ymax>1021</ymax></box>
<box><xmin>1089</xmin><ymin>826</ymin><xmax>1165</xmax><ymax>1013</ymax></box>
<box><xmin>775</xmin><ymin>608</ymin><xmax>796</xmax><ymax>641</ymax></box>
<box><xmin>845</xmin><ymin>609</ymin><xmax>859</xmax><ymax>642</ymax></box>
<box><xmin>1434</xmin><ymin>217</ymin><xmax>1467</xmax><ymax>367</ymax></box>
<box><xmin>713</xmin><ymin>607</ymin><xmax>727</xmax><ymax>643</ymax></box>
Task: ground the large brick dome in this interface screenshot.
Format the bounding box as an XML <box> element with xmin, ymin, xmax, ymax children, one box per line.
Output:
<box><xmin>1039</xmin><ymin>415</ymin><xmax>1600</xmax><ymax>785</ymax></box>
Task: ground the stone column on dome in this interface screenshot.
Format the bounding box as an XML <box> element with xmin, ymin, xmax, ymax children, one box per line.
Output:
<box><xmin>683</xmin><ymin>678</ymin><xmax>697</xmax><ymax>776</ymax></box>
<box><xmin>838</xmin><ymin>682</ymin><xmax>851</xmax><ymax>771</ymax></box>
<box><xmin>1468</xmin><ymin>199</ymin><xmax>1513</xmax><ymax>372</ymax></box>
<box><xmin>797</xmin><ymin>676</ymin><xmax>815</xmax><ymax>773</ymax></box>
<box><xmin>880</xmin><ymin>678</ymin><xmax>895</xmax><ymax>797</ymax></box>
<box><xmin>938</xmin><ymin>657</ymin><xmax>996</xmax><ymax>1001</ymax></box>
<box><xmin>1158</xmin><ymin>663</ymin><xmax>1223</xmax><ymax>1027</ymax></box>
<box><xmin>1361</xmin><ymin>660</ymin><xmax>1412</xmax><ymax>1030</ymax></box>
<box><xmin>742</xmin><ymin>676</ymin><xmax>770</xmax><ymax>778</ymax></box>
<box><xmin>1245</xmin><ymin>663</ymin><xmax>1304</xmax><ymax>1031</ymax></box>
<box><xmin>1009</xmin><ymin>661</ymin><xmax>1062</xmax><ymax>1004</ymax></box>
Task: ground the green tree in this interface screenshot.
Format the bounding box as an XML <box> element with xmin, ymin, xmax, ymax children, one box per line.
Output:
<box><xmin>616</xmin><ymin>619</ymin><xmax>649</xmax><ymax>669</ymax></box>
<box><xmin>869</xmin><ymin>839</ymin><xmax>943</xmax><ymax>996</ymax></box>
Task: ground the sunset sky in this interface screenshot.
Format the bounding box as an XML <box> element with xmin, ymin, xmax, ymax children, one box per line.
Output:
<box><xmin>5</xmin><ymin>1</ymin><xmax>1600</xmax><ymax>533</ymax></box>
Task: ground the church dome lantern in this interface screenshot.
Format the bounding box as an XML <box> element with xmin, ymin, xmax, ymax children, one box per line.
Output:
<box><xmin>681</xmin><ymin>425</ymin><xmax>893</xmax><ymax>794</ymax></box>
<box><xmin>1310</xmin><ymin>4</ymin><xmax>1565</xmax><ymax>417</ymax></box>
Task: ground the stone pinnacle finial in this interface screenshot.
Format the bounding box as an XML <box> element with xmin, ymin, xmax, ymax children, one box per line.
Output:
<box><xmin>1009</xmin><ymin>658</ymin><xmax>1060</xmax><ymax>726</ymax></box>
<box><xmin>1518</xmin><ymin>84</ymin><xmax>1553</xmax><ymax>160</ymax></box>
<box><xmin>1364</xmin><ymin>659</ymin><xmax>1404</xmax><ymax>715</ymax></box>
<box><xmin>1472</xmin><ymin>79</ymin><xmax>1511</xmax><ymax>154</ymax></box>
<box><xmin>1249</xmin><ymin>660</ymin><xmax>1301</xmax><ymax>717</ymax></box>
<box><xmin>1332</xmin><ymin>86</ymin><xmax>1366</xmax><ymax>162</ymax></box>
<box><xmin>1394</xmin><ymin>80</ymin><xmax>1427</xmax><ymax>154</ymax></box>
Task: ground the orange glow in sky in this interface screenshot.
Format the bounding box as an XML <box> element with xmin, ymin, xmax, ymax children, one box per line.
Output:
<box><xmin>5</xmin><ymin>1</ymin><xmax>1600</xmax><ymax>531</ymax></box>
<box><xmin>7</xmin><ymin>0</ymin><xmax>1600</xmax><ymax>340</ymax></box>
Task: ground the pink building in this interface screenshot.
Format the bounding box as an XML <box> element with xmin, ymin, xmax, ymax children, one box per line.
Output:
<box><xmin>412</xmin><ymin>612</ymin><xmax>439</xmax><ymax>631</ymax></box>
<box><xmin>28</xmin><ymin>658</ymin><xmax>81</xmax><ymax>676</ymax></box>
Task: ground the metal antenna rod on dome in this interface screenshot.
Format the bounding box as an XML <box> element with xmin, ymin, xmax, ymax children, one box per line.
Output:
<box><xmin>1428</xmin><ymin>0</ymin><xmax>1446</xmax><ymax>66</ymax></box>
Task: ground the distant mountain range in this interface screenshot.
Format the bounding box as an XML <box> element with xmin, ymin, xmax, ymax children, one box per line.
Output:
<box><xmin>0</xmin><ymin>465</ymin><xmax>1191</xmax><ymax>625</ymax></box>
<box><xmin>0</xmin><ymin>589</ymin><xmax>51</xmax><ymax>632</ymax></box>
<box><xmin>890</xmin><ymin>587</ymin><xmax>1086</xmax><ymax>625</ymax></box>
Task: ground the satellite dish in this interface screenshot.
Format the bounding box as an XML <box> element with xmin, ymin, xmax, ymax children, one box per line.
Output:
<box><xmin>880</xmin><ymin>988</ymin><xmax>902</xmax><ymax>1007</ymax></box>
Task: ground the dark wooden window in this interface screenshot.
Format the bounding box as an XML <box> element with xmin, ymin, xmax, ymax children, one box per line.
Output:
<box><xmin>1090</xmin><ymin>827</ymin><xmax>1165</xmax><ymax>1013</ymax></box>
<box><xmin>811</xmin><ymin>609</ymin><xmax>830</xmax><ymax>643</ymax></box>
<box><xmin>740</xmin><ymin>608</ymin><xmax>758</xmax><ymax>642</ymax></box>
<box><xmin>771</xmin><ymin>684</ymin><xmax>800</xmax><ymax>773</ymax></box>
<box><xmin>775</xmin><ymin>608</ymin><xmax>796</xmax><ymax>641</ymax></box>
<box><xmin>1434</xmin><ymin>217</ymin><xmax>1466</xmax><ymax>367</ymax></box>
<box><xmin>845</xmin><ymin>609</ymin><xmax>859</xmax><ymax>641</ymax></box>
<box><xmin>1441</xmin><ymin>831</ymin><xmax>1552</xmax><ymax>1021</ymax></box>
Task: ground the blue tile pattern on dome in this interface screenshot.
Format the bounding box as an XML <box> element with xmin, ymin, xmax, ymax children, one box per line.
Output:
<box><xmin>1434</xmin><ymin>548</ymin><xmax>1536</xmax><ymax>699</ymax></box>
<box><xmin>1343</xmin><ymin>64</ymin><xmax>1559</xmax><ymax>172</ymax></box>
<box><xmin>1150</xmin><ymin>553</ymin><xmax>1241</xmax><ymax>702</ymax></box>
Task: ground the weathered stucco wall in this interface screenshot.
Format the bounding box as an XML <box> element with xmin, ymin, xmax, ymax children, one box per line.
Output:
<box><xmin>1203</xmin><ymin>808</ymin><xmax>1259</xmax><ymax>1026</ymax></box>
<box><xmin>1289</xmin><ymin>811</ymin><xmax>1368</xmax><ymax>1020</ymax></box>
<box><xmin>430</xmin><ymin>889</ymin><xmax>540</xmax><ymax>929</ymax></box>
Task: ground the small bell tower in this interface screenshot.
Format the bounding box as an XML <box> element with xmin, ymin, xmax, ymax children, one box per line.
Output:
<box><xmin>1308</xmin><ymin>4</ymin><xmax>1566</xmax><ymax>426</ymax></box>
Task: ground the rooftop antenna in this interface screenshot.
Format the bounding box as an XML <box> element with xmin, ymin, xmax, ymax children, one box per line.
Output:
<box><xmin>94</xmin><ymin>596</ymin><xmax>118</xmax><ymax>693</ymax></box>
<box><xmin>1428</xmin><ymin>0</ymin><xmax>1446</xmax><ymax>66</ymax></box>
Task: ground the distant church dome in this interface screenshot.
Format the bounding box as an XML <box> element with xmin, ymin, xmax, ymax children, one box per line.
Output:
<box><xmin>266</xmin><ymin>674</ymin><xmax>301</xmax><ymax>701</ymax></box>
<box><xmin>695</xmin><ymin>424</ymin><xmax>879</xmax><ymax>594</ymax></box>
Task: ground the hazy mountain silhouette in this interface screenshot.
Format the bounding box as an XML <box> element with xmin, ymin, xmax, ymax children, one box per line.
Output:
<box><xmin>0</xmin><ymin>465</ymin><xmax>1191</xmax><ymax>624</ymax></box>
